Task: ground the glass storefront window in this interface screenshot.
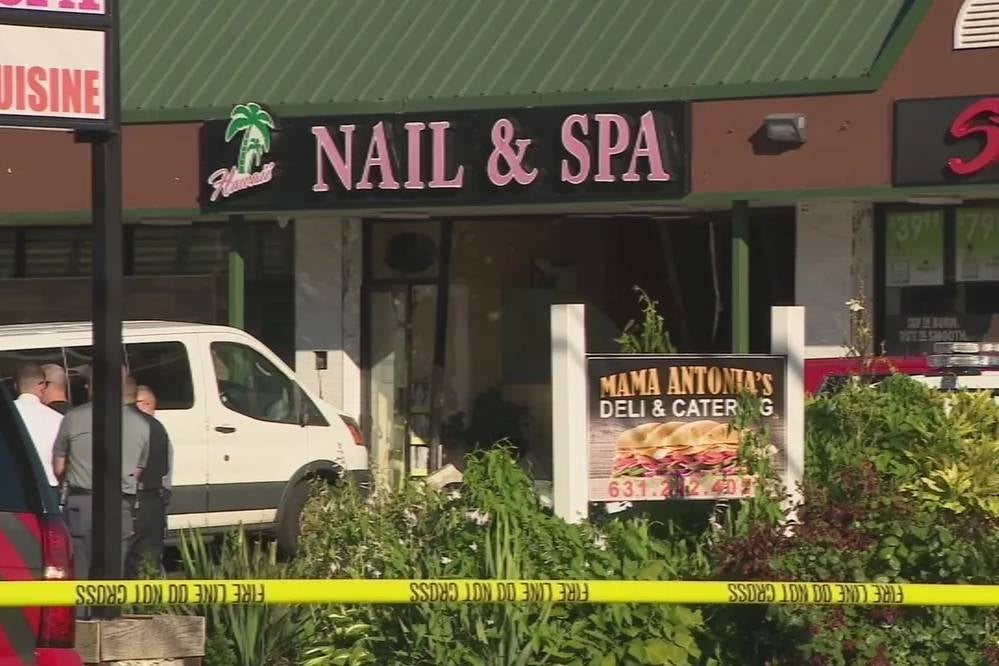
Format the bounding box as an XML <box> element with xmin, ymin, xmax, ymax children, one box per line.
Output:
<box><xmin>879</xmin><ymin>204</ymin><xmax>999</xmax><ymax>355</ymax></box>
<box><xmin>362</xmin><ymin>213</ymin><xmax>796</xmax><ymax>484</ymax></box>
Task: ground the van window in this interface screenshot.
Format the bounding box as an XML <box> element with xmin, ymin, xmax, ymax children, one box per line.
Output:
<box><xmin>302</xmin><ymin>388</ymin><xmax>328</xmax><ymax>427</ymax></box>
<box><xmin>210</xmin><ymin>342</ymin><xmax>296</xmax><ymax>424</ymax></box>
<box><xmin>0</xmin><ymin>348</ymin><xmax>64</xmax><ymax>399</ymax></box>
<box><xmin>126</xmin><ymin>342</ymin><xmax>194</xmax><ymax>410</ymax></box>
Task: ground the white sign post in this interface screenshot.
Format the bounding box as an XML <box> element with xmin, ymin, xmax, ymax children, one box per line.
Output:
<box><xmin>771</xmin><ymin>306</ymin><xmax>805</xmax><ymax>519</ymax></box>
<box><xmin>551</xmin><ymin>303</ymin><xmax>589</xmax><ymax>523</ymax></box>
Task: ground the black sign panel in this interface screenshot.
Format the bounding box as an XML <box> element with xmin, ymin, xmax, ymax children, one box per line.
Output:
<box><xmin>883</xmin><ymin>314</ymin><xmax>999</xmax><ymax>355</ymax></box>
<box><xmin>894</xmin><ymin>95</ymin><xmax>999</xmax><ymax>187</ymax></box>
<box><xmin>199</xmin><ymin>102</ymin><xmax>689</xmax><ymax>213</ymax></box>
<box><xmin>586</xmin><ymin>354</ymin><xmax>786</xmax><ymax>502</ymax></box>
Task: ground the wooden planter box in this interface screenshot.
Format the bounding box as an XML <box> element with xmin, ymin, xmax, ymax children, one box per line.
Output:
<box><xmin>76</xmin><ymin>615</ymin><xmax>206</xmax><ymax>666</ymax></box>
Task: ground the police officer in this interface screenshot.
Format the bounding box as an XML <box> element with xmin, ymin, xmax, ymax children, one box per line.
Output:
<box><xmin>124</xmin><ymin>380</ymin><xmax>171</xmax><ymax>578</ymax></box>
<box><xmin>52</xmin><ymin>366</ymin><xmax>149</xmax><ymax>581</ymax></box>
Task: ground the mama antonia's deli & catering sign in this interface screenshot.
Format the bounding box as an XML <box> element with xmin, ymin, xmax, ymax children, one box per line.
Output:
<box><xmin>587</xmin><ymin>355</ymin><xmax>786</xmax><ymax>502</ymax></box>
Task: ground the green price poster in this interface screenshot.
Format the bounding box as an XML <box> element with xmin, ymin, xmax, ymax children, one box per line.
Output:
<box><xmin>956</xmin><ymin>208</ymin><xmax>999</xmax><ymax>282</ymax></box>
<box><xmin>885</xmin><ymin>210</ymin><xmax>944</xmax><ymax>287</ymax></box>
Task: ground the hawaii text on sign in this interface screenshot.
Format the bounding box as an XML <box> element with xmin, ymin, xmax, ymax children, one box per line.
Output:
<box><xmin>0</xmin><ymin>0</ymin><xmax>109</xmax><ymax>128</ymax></box>
<box><xmin>199</xmin><ymin>101</ymin><xmax>689</xmax><ymax>212</ymax></box>
<box><xmin>894</xmin><ymin>95</ymin><xmax>999</xmax><ymax>186</ymax></box>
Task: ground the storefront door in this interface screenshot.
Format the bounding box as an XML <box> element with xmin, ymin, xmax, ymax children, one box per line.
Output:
<box><xmin>366</xmin><ymin>285</ymin><xmax>439</xmax><ymax>485</ymax></box>
<box><xmin>363</xmin><ymin>221</ymin><xmax>450</xmax><ymax>487</ymax></box>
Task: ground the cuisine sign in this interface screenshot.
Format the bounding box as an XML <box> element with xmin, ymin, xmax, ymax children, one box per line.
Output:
<box><xmin>0</xmin><ymin>0</ymin><xmax>110</xmax><ymax>129</ymax></box>
<box><xmin>587</xmin><ymin>355</ymin><xmax>787</xmax><ymax>502</ymax></box>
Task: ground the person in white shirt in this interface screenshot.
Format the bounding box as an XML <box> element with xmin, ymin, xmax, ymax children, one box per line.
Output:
<box><xmin>14</xmin><ymin>363</ymin><xmax>63</xmax><ymax>489</ymax></box>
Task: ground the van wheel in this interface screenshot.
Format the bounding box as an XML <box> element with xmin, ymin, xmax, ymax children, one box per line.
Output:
<box><xmin>276</xmin><ymin>481</ymin><xmax>310</xmax><ymax>561</ymax></box>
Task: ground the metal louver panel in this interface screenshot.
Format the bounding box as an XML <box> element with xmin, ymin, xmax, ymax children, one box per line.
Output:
<box><xmin>24</xmin><ymin>229</ymin><xmax>93</xmax><ymax>277</ymax></box>
<box><xmin>0</xmin><ymin>231</ymin><xmax>15</xmax><ymax>279</ymax></box>
<box><xmin>132</xmin><ymin>226</ymin><xmax>226</xmax><ymax>276</ymax></box>
<box><xmin>955</xmin><ymin>0</ymin><xmax>999</xmax><ymax>50</ymax></box>
<box><xmin>257</xmin><ymin>223</ymin><xmax>293</xmax><ymax>279</ymax></box>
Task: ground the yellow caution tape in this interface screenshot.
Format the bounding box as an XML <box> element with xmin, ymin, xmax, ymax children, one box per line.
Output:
<box><xmin>0</xmin><ymin>580</ymin><xmax>997</xmax><ymax>607</ymax></box>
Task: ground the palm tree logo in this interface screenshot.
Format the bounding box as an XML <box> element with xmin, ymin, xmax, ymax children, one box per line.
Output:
<box><xmin>224</xmin><ymin>102</ymin><xmax>275</xmax><ymax>175</ymax></box>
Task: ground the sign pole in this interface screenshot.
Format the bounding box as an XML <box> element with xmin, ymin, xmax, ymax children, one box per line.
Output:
<box><xmin>78</xmin><ymin>0</ymin><xmax>122</xmax><ymax>618</ymax></box>
<box><xmin>731</xmin><ymin>200</ymin><xmax>751</xmax><ymax>353</ymax></box>
<box><xmin>551</xmin><ymin>304</ymin><xmax>588</xmax><ymax>523</ymax></box>
<box><xmin>771</xmin><ymin>306</ymin><xmax>805</xmax><ymax>520</ymax></box>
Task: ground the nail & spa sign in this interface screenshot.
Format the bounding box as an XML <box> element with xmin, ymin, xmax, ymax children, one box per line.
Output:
<box><xmin>199</xmin><ymin>101</ymin><xmax>689</xmax><ymax>212</ymax></box>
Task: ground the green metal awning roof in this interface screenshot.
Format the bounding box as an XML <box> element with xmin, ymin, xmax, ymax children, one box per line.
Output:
<box><xmin>121</xmin><ymin>0</ymin><xmax>929</xmax><ymax>123</ymax></box>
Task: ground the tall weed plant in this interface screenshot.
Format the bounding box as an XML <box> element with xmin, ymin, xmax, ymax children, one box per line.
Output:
<box><xmin>180</xmin><ymin>528</ymin><xmax>313</xmax><ymax>666</ymax></box>
<box><xmin>616</xmin><ymin>286</ymin><xmax>677</xmax><ymax>354</ymax></box>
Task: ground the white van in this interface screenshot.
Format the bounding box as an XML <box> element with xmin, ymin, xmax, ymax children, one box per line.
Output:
<box><xmin>0</xmin><ymin>321</ymin><xmax>369</xmax><ymax>554</ymax></box>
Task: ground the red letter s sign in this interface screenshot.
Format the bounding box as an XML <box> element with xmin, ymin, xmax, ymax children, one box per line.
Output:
<box><xmin>948</xmin><ymin>98</ymin><xmax>999</xmax><ymax>175</ymax></box>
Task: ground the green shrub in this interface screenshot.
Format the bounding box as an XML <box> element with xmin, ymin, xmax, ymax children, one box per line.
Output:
<box><xmin>294</xmin><ymin>447</ymin><xmax>710</xmax><ymax>665</ymax></box>
<box><xmin>712</xmin><ymin>375</ymin><xmax>999</xmax><ymax>665</ymax></box>
<box><xmin>130</xmin><ymin>373</ymin><xmax>999</xmax><ymax>665</ymax></box>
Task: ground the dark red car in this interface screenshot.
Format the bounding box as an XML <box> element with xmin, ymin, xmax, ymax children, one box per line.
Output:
<box><xmin>0</xmin><ymin>386</ymin><xmax>81</xmax><ymax>665</ymax></box>
<box><xmin>804</xmin><ymin>356</ymin><xmax>930</xmax><ymax>397</ymax></box>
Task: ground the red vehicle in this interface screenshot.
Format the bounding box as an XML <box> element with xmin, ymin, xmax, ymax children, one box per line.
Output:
<box><xmin>804</xmin><ymin>356</ymin><xmax>930</xmax><ymax>396</ymax></box>
<box><xmin>0</xmin><ymin>386</ymin><xmax>81</xmax><ymax>665</ymax></box>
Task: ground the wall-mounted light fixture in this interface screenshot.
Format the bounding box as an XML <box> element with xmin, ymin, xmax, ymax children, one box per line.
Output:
<box><xmin>764</xmin><ymin>113</ymin><xmax>807</xmax><ymax>144</ymax></box>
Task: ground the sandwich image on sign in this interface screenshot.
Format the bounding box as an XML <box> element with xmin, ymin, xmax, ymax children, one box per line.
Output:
<box><xmin>612</xmin><ymin>420</ymin><xmax>742</xmax><ymax>477</ymax></box>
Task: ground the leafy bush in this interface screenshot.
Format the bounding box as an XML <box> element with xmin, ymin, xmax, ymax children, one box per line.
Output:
<box><xmin>294</xmin><ymin>447</ymin><xmax>711</xmax><ymax>665</ymax></box>
<box><xmin>138</xmin><ymin>372</ymin><xmax>999</xmax><ymax>665</ymax></box>
<box><xmin>711</xmin><ymin>375</ymin><xmax>999</xmax><ymax>665</ymax></box>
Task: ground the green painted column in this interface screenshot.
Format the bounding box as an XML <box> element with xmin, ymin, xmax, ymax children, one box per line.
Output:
<box><xmin>227</xmin><ymin>215</ymin><xmax>245</xmax><ymax>329</ymax></box>
<box><xmin>731</xmin><ymin>201</ymin><xmax>750</xmax><ymax>353</ymax></box>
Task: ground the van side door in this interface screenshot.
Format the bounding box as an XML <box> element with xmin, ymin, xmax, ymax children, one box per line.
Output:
<box><xmin>125</xmin><ymin>338</ymin><xmax>208</xmax><ymax>531</ymax></box>
<box><xmin>202</xmin><ymin>333</ymin><xmax>309</xmax><ymax>529</ymax></box>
